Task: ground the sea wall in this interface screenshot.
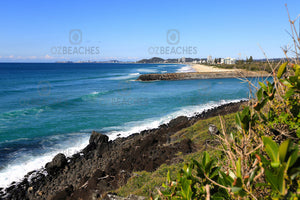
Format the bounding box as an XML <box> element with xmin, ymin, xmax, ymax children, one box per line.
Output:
<box><xmin>137</xmin><ymin>71</ymin><xmax>269</xmax><ymax>81</ymax></box>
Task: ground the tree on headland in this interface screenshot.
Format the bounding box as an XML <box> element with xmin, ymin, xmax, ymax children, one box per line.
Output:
<box><xmin>249</xmin><ymin>56</ymin><xmax>253</xmax><ymax>63</ymax></box>
<box><xmin>236</xmin><ymin>59</ymin><xmax>244</xmax><ymax>64</ymax></box>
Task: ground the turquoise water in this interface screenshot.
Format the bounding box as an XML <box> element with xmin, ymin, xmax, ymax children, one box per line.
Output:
<box><xmin>0</xmin><ymin>63</ymin><xmax>260</xmax><ymax>187</ymax></box>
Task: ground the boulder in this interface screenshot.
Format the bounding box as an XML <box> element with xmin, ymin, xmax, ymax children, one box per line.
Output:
<box><xmin>168</xmin><ymin>116</ymin><xmax>189</xmax><ymax>127</ymax></box>
<box><xmin>89</xmin><ymin>131</ymin><xmax>109</xmax><ymax>145</ymax></box>
<box><xmin>208</xmin><ymin>124</ymin><xmax>219</xmax><ymax>135</ymax></box>
<box><xmin>45</xmin><ymin>153</ymin><xmax>67</xmax><ymax>175</ymax></box>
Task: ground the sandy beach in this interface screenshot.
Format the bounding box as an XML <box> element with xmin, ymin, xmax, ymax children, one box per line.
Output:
<box><xmin>137</xmin><ymin>64</ymin><xmax>270</xmax><ymax>81</ymax></box>
<box><xmin>191</xmin><ymin>64</ymin><xmax>237</xmax><ymax>73</ymax></box>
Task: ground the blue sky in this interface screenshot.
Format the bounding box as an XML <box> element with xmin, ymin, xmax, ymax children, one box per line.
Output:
<box><xmin>0</xmin><ymin>0</ymin><xmax>299</xmax><ymax>62</ymax></box>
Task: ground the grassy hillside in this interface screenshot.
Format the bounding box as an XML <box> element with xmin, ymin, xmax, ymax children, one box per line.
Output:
<box><xmin>114</xmin><ymin>112</ymin><xmax>237</xmax><ymax>197</ymax></box>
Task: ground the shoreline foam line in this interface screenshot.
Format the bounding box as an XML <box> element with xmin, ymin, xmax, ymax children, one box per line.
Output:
<box><xmin>105</xmin><ymin>98</ymin><xmax>247</xmax><ymax>141</ymax></box>
<box><xmin>0</xmin><ymin>98</ymin><xmax>247</xmax><ymax>189</ymax></box>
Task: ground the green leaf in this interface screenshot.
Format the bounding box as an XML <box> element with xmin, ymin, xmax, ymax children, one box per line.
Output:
<box><xmin>162</xmin><ymin>182</ymin><xmax>168</xmax><ymax>188</ymax></box>
<box><xmin>241</xmin><ymin>106</ymin><xmax>250</xmax><ymax>116</ymax></box>
<box><xmin>238</xmin><ymin>189</ymin><xmax>247</xmax><ymax>197</ymax></box>
<box><xmin>267</xmin><ymin>81</ymin><xmax>274</xmax><ymax>94</ymax></box>
<box><xmin>257</xmin><ymin>88</ymin><xmax>263</xmax><ymax>101</ymax></box>
<box><xmin>285</xmin><ymin>88</ymin><xmax>295</xmax><ymax>99</ymax></box>
<box><xmin>236</xmin><ymin>158</ymin><xmax>242</xmax><ymax>178</ymax></box>
<box><xmin>220</xmin><ymin>171</ymin><xmax>234</xmax><ymax>186</ymax></box>
<box><xmin>265</xmin><ymin>169</ymin><xmax>279</xmax><ymax>192</ymax></box>
<box><xmin>235</xmin><ymin>113</ymin><xmax>242</xmax><ymax>130</ymax></box>
<box><xmin>231</xmin><ymin>187</ymin><xmax>242</xmax><ymax>193</ymax></box>
<box><xmin>277</xmin><ymin>62</ymin><xmax>287</xmax><ymax>79</ymax></box>
<box><xmin>240</xmin><ymin>106</ymin><xmax>250</xmax><ymax>130</ymax></box>
<box><xmin>167</xmin><ymin>170</ymin><xmax>171</xmax><ymax>183</ymax></box>
<box><xmin>271</xmin><ymin>162</ymin><xmax>280</xmax><ymax>168</ymax></box>
<box><xmin>295</xmin><ymin>64</ymin><xmax>300</xmax><ymax>76</ymax></box>
<box><xmin>280</xmin><ymin>79</ymin><xmax>293</xmax><ymax>87</ymax></box>
<box><xmin>205</xmin><ymin>160</ymin><xmax>214</xmax><ymax>174</ymax></box>
<box><xmin>262</xmin><ymin>136</ymin><xmax>279</xmax><ymax>163</ymax></box>
<box><xmin>202</xmin><ymin>151</ymin><xmax>210</xmax><ymax>167</ymax></box>
<box><xmin>210</xmin><ymin>167</ymin><xmax>220</xmax><ymax>179</ymax></box>
<box><xmin>259</xmin><ymin>82</ymin><xmax>267</xmax><ymax>91</ymax></box>
<box><xmin>186</xmin><ymin>166</ymin><xmax>192</xmax><ymax>177</ymax></box>
<box><xmin>277</xmin><ymin>166</ymin><xmax>286</xmax><ymax>195</ymax></box>
<box><xmin>279</xmin><ymin>139</ymin><xmax>290</xmax><ymax>163</ymax></box>
<box><xmin>235</xmin><ymin>177</ymin><xmax>243</xmax><ymax>187</ymax></box>
<box><xmin>260</xmin><ymin>98</ymin><xmax>268</xmax><ymax>108</ymax></box>
<box><xmin>287</xmin><ymin>147</ymin><xmax>299</xmax><ymax>168</ymax></box>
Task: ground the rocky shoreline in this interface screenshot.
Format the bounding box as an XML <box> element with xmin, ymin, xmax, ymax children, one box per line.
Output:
<box><xmin>0</xmin><ymin>100</ymin><xmax>247</xmax><ymax>200</ymax></box>
<box><xmin>137</xmin><ymin>71</ymin><xmax>269</xmax><ymax>81</ymax></box>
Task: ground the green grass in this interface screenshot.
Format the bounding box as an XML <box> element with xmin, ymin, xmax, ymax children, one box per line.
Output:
<box><xmin>114</xmin><ymin>112</ymin><xmax>237</xmax><ymax>197</ymax></box>
<box><xmin>208</xmin><ymin>62</ymin><xmax>272</xmax><ymax>73</ymax></box>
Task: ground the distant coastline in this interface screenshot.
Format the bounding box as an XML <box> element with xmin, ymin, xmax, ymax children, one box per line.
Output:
<box><xmin>137</xmin><ymin>64</ymin><xmax>270</xmax><ymax>81</ymax></box>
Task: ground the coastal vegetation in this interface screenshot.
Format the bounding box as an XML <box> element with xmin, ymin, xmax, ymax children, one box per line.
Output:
<box><xmin>115</xmin><ymin>113</ymin><xmax>237</xmax><ymax>197</ymax></box>
<box><xmin>117</xmin><ymin>10</ymin><xmax>300</xmax><ymax>200</ymax></box>
<box><xmin>209</xmin><ymin>61</ymin><xmax>274</xmax><ymax>73</ymax></box>
<box><xmin>152</xmin><ymin>60</ymin><xmax>300</xmax><ymax>199</ymax></box>
<box><xmin>154</xmin><ymin>11</ymin><xmax>300</xmax><ymax>199</ymax></box>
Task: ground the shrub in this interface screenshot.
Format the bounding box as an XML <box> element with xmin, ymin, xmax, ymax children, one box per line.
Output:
<box><xmin>155</xmin><ymin>6</ymin><xmax>300</xmax><ymax>200</ymax></box>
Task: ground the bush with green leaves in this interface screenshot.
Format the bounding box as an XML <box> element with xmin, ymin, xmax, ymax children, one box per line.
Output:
<box><xmin>154</xmin><ymin>66</ymin><xmax>300</xmax><ymax>199</ymax></box>
<box><xmin>155</xmin><ymin>8</ymin><xmax>300</xmax><ymax>199</ymax></box>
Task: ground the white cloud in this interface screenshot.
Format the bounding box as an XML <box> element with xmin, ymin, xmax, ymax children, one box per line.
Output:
<box><xmin>44</xmin><ymin>54</ymin><xmax>52</xmax><ymax>59</ymax></box>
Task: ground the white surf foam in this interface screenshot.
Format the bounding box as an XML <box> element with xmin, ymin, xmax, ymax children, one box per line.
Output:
<box><xmin>106</xmin><ymin>73</ymin><xmax>141</xmax><ymax>80</ymax></box>
<box><xmin>106</xmin><ymin>99</ymin><xmax>246</xmax><ymax>141</ymax></box>
<box><xmin>176</xmin><ymin>65</ymin><xmax>195</xmax><ymax>73</ymax></box>
<box><xmin>91</xmin><ymin>91</ymin><xmax>100</xmax><ymax>95</ymax></box>
<box><xmin>0</xmin><ymin>98</ymin><xmax>246</xmax><ymax>189</ymax></box>
<box><xmin>129</xmin><ymin>73</ymin><xmax>140</xmax><ymax>76</ymax></box>
<box><xmin>0</xmin><ymin>133</ymin><xmax>89</xmax><ymax>188</ymax></box>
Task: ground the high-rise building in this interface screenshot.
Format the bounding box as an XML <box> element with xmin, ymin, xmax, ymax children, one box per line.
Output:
<box><xmin>207</xmin><ymin>55</ymin><xmax>213</xmax><ymax>63</ymax></box>
<box><xmin>224</xmin><ymin>57</ymin><xmax>236</xmax><ymax>65</ymax></box>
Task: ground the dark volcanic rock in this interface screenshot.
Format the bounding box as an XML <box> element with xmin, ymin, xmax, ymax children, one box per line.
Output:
<box><xmin>83</xmin><ymin>131</ymin><xmax>109</xmax><ymax>158</ymax></box>
<box><xmin>45</xmin><ymin>153</ymin><xmax>67</xmax><ymax>175</ymax></box>
<box><xmin>1</xmin><ymin>101</ymin><xmax>247</xmax><ymax>200</ymax></box>
<box><xmin>89</xmin><ymin>131</ymin><xmax>109</xmax><ymax>145</ymax></box>
<box><xmin>168</xmin><ymin>116</ymin><xmax>189</xmax><ymax>129</ymax></box>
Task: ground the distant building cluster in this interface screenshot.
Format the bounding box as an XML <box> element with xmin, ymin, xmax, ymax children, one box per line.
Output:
<box><xmin>223</xmin><ymin>57</ymin><xmax>236</xmax><ymax>65</ymax></box>
<box><xmin>179</xmin><ymin>56</ymin><xmax>236</xmax><ymax>65</ymax></box>
<box><xmin>137</xmin><ymin>56</ymin><xmax>240</xmax><ymax>64</ymax></box>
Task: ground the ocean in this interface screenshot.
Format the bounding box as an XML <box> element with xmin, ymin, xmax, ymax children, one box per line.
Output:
<box><xmin>0</xmin><ymin>63</ymin><xmax>258</xmax><ymax>188</ymax></box>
